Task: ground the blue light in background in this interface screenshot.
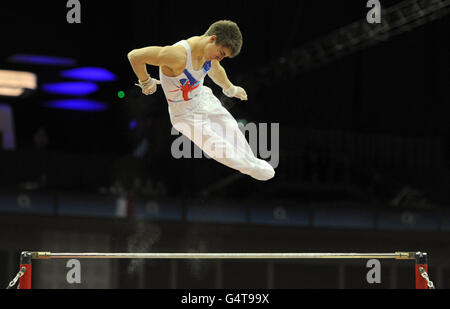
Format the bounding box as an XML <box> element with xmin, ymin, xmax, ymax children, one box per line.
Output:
<box><xmin>7</xmin><ymin>54</ymin><xmax>77</xmax><ymax>66</ymax></box>
<box><xmin>60</xmin><ymin>67</ymin><xmax>117</xmax><ymax>82</ymax></box>
<box><xmin>42</xmin><ymin>82</ymin><xmax>99</xmax><ymax>96</ymax></box>
<box><xmin>43</xmin><ymin>99</ymin><xmax>108</xmax><ymax>112</ymax></box>
<box><xmin>129</xmin><ymin>119</ymin><xmax>137</xmax><ymax>130</ymax></box>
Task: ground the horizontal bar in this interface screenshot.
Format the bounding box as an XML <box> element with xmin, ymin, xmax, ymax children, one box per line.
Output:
<box><xmin>30</xmin><ymin>251</ymin><xmax>417</xmax><ymax>260</ymax></box>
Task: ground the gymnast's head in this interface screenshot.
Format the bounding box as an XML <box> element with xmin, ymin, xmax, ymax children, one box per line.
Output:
<box><xmin>204</xmin><ymin>20</ymin><xmax>243</xmax><ymax>59</ymax></box>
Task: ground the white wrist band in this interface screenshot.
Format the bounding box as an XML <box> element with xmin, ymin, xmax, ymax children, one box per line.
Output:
<box><xmin>136</xmin><ymin>76</ymin><xmax>155</xmax><ymax>88</ymax></box>
<box><xmin>223</xmin><ymin>85</ymin><xmax>237</xmax><ymax>98</ymax></box>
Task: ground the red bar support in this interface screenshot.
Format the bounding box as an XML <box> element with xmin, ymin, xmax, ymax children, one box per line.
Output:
<box><xmin>415</xmin><ymin>252</ymin><xmax>428</xmax><ymax>289</ymax></box>
<box><xmin>18</xmin><ymin>252</ymin><xmax>32</xmax><ymax>289</ymax></box>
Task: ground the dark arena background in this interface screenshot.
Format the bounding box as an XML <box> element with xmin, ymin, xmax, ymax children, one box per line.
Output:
<box><xmin>1</xmin><ymin>0</ymin><xmax>449</xmax><ymax>292</ymax></box>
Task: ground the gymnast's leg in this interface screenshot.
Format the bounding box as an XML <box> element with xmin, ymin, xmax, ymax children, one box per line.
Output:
<box><xmin>171</xmin><ymin>112</ymin><xmax>274</xmax><ymax>181</ymax></box>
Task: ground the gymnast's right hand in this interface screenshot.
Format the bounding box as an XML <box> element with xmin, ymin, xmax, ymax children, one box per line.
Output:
<box><xmin>135</xmin><ymin>77</ymin><xmax>161</xmax><ymax>95</ymax></box>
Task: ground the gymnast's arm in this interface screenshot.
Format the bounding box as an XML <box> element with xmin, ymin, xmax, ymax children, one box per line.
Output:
<box><xmin>208</xmin><ymin>60</ymin><xmax>247</xmax><ymax>101</ymax></box>
<box><xmin>127</xmin><ymin>45</ymin><xmax>186</xmax><ymax>82</ymax></box>
<box><xmin>207</xmin><ymin>60</ymin><xmax>233</xmax><ymax>90</ymax></box>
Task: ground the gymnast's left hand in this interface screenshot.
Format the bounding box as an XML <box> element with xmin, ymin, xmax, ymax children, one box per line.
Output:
<box><xmin>223</xmin><ymin>85</ymin><xmax>248</xmax><ymax>101</ymax></box>
<box><xmin>234</xmin><ymin>86</ymin><xmax>248</xmax><ymax>101</ymax></box>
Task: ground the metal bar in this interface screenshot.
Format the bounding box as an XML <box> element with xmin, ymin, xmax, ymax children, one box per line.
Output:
<box><xmin>30</xmin><ymin>251</ymin><xmax>416</xmax><ymax>260</ymax></box>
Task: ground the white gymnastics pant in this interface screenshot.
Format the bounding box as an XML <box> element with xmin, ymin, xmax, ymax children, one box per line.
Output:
<box><xmin>169</xmin><ymin>86</ymin><xmax>275</xmax><ymax>181</ymax></box>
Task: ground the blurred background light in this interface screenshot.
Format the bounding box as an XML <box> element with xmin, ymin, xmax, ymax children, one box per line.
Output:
<box><xmin>0</xmin><ymin>70</ymin><xmax>37</xmax><ymax>97</ymax></box>
<box><xmin>60</xmin><ymin>67</ymin><xmax>117</xmax><ymax>82</ymax></box>
<box><xmin>129</xmin><ymin>119</ymin><xmax>137</xmax><ymax>130</ymax></box>
<box><xmin>0</xmin><ymin>87</ymin><xmax>25</xmax><ymax>97</ymax></box>
<box><xmin>0</xmin><ymin>103</ymin><xmax>16</xmax><ymax>150</ymax></box>
<box><xmin>7</xmin><ymin>54</ymin><xmax>77</xmax><ymax>66</ymax></box>
<box><xmin>42</xmin><ymin>82</ymin><xmax>99</xmax><ymax>96</ymax></box>
<box><xmin>43</xmin><ymin>99</ymin><xmax>108</xmax><ymax>112</ymax></box>
<box><xmin>0</xmin><ymin>70</ymin><xmax>37</xmax><ymax>88</ymax></box>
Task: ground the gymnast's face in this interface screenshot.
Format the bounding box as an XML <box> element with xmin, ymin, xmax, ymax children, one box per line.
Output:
<box><xmin>205</xmin><ymin>36</ymin><xmax>231</xmax><ymax>62</ymax></box>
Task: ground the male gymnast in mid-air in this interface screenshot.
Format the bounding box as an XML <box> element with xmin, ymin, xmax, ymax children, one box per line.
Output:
<box><xmin>128</xmin><ymin>20</ymin><xmax>274</xmax><ymax>181</ymax></box>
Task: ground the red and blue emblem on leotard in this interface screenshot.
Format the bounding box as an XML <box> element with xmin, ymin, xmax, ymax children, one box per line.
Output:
<box><xmin>168</xmin><ymin>61</ymin><xmax>211</xmax><ymax>103</ymax></box>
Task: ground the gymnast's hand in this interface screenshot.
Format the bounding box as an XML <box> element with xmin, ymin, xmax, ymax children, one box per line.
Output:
<box><xmin>135</xmin><ymin>77</ymin><xmax>161</xmax><ymax>95</ymax></box>
<box><xmin>223</xmin><ymin>84</ymin><xmax>248</xmax><ymax>101</ymax></box>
